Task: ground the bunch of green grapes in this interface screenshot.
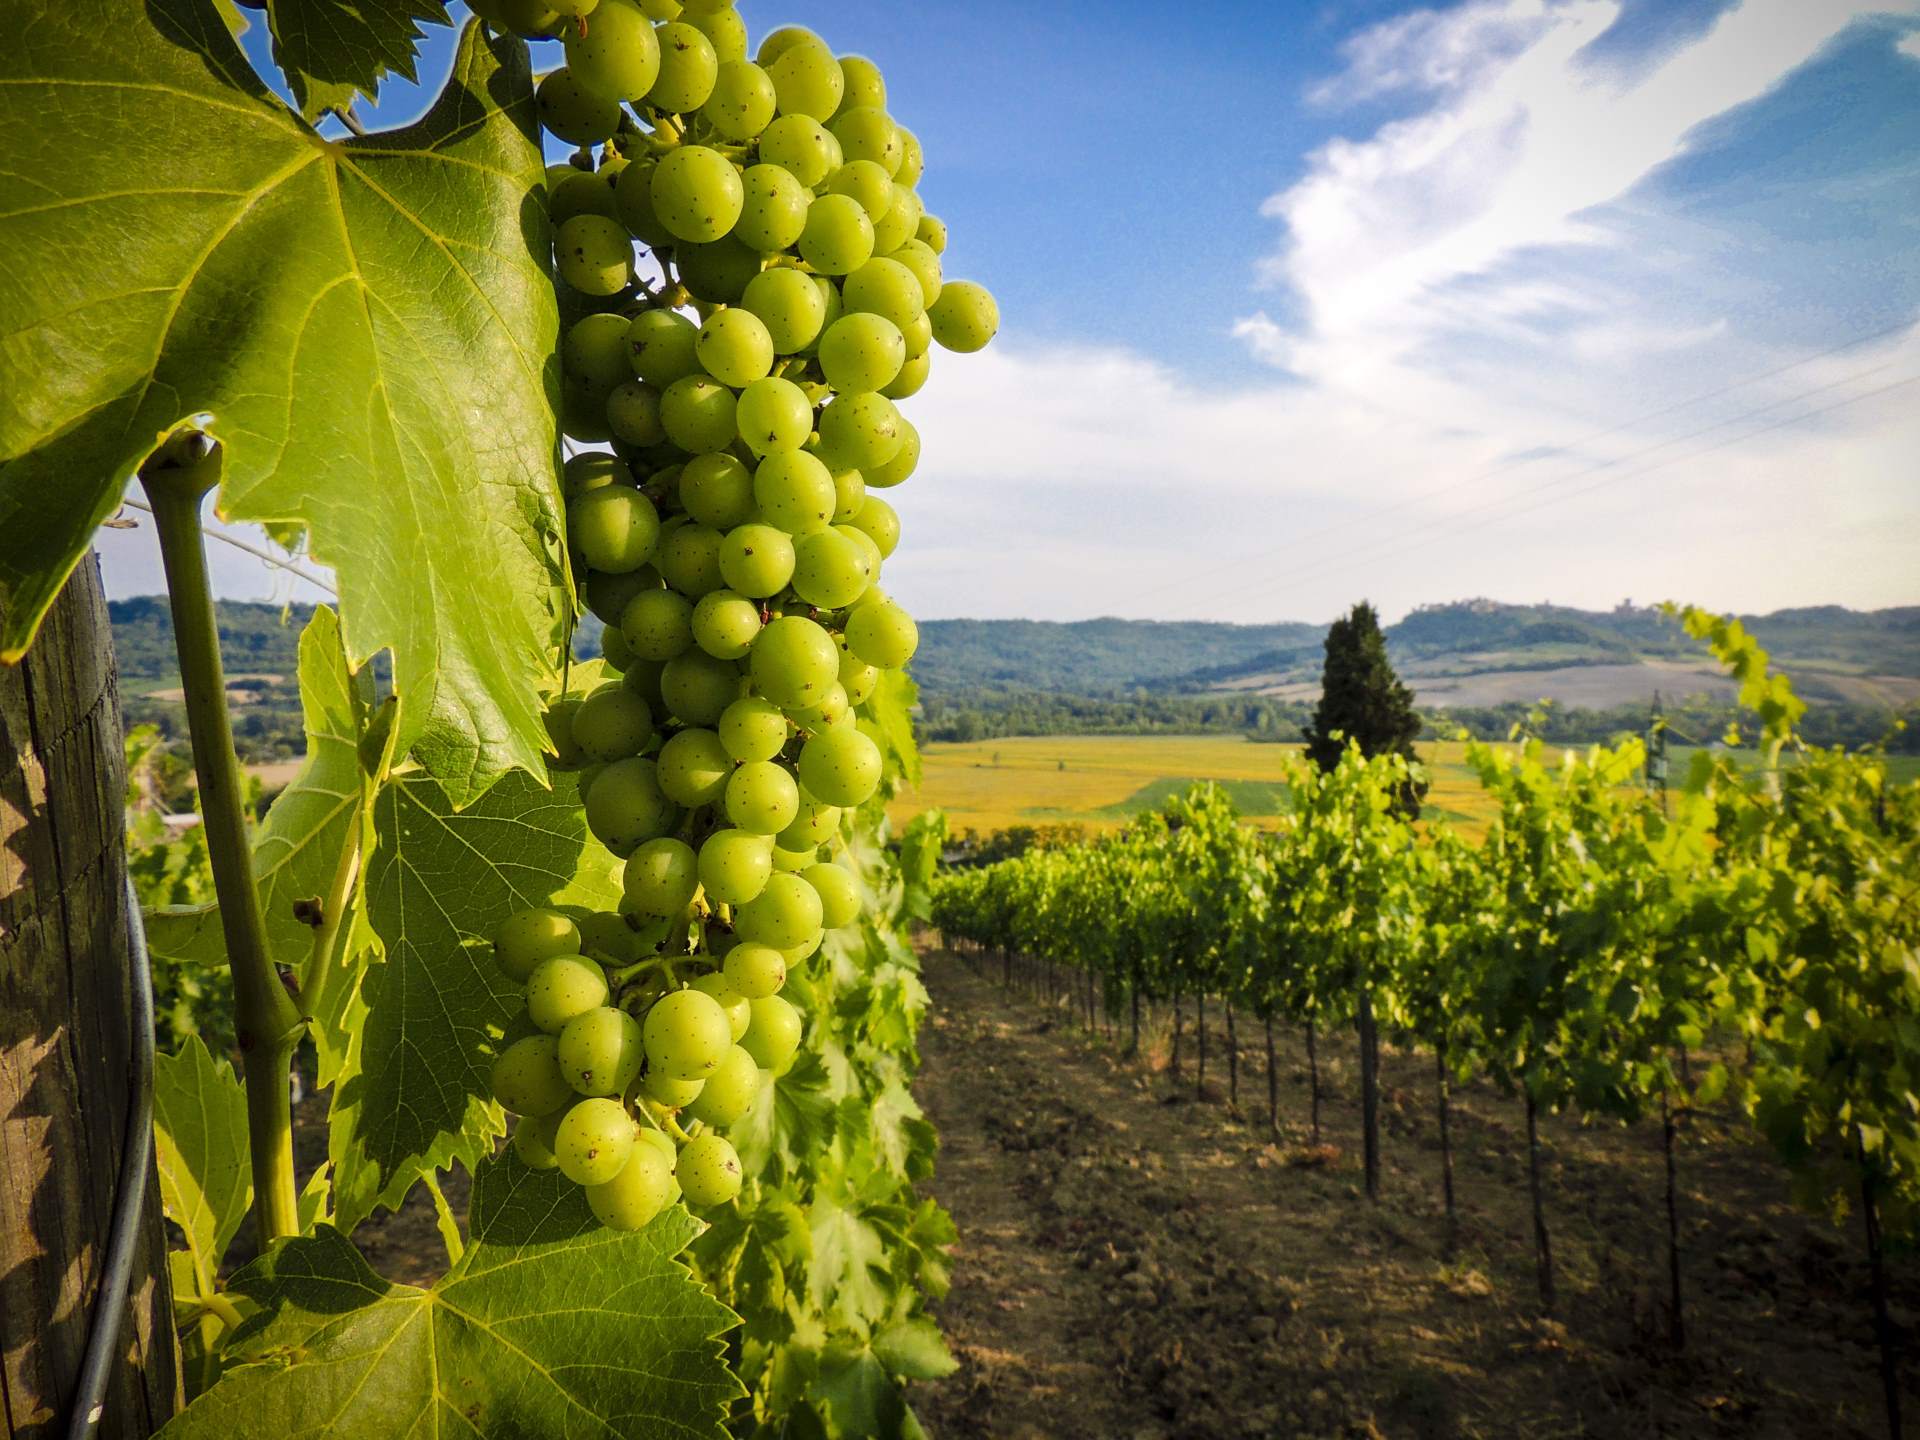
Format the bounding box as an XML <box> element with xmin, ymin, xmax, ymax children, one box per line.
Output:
<box><xmin>474</xmin><ymin>0</ymin><xmax>997</xmax><ymax>1227</ymax></box>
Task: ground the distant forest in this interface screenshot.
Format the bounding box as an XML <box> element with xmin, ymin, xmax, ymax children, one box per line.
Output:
<box><xmin>108</xmin><ymin>596</ymin><xmax>1920</xmax><ymax>759</ymax></box>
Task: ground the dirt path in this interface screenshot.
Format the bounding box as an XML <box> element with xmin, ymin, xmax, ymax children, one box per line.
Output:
<box><xmin>910</xmin><ymin>946</ymin><xmax>1915</xmax><ymax>1440</ymax></box>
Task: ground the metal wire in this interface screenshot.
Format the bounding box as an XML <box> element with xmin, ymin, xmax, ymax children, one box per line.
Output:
<box><xmin>64</xmin><ymin>874</ymin><xmax>157</xmax><ymax>1440</ymax></box>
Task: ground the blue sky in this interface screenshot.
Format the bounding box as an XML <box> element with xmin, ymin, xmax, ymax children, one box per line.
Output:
<box><xmin>98</xmin><ymin>0</ymin><xmax>1920</xmax><ymax>625</ymax></box>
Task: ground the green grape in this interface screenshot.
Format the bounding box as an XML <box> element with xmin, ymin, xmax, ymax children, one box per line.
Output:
<box><xmin>791</xmin><ymin>528</ymin><xmax>870</xmax><ymax>609</ymax></box>
<box><xmin>810</xmin><ymin>274</ymin><xmax>845</xmax><ymax>348</ymax></box>
<box><xmin>560</xmin><ymin>376</ymin><xmax>615</xmax><ymax>442</ymax></box>
<box><xmin>757</xmin><ymin>113</ymin><xmax>835</xmax><ymax>188</ymax></box>
<box><xmin>494</xmin><ymin>908</ymin><xmax>581</xmax><ymax>982</ymax></box>
<box><xmin>767</xmin><ymin>32</ymin><xmax>843</xmax><ymax>119</ymax></box>
<box><xmin>718</xmin><ymin>522</ymin><xmax>796</xmax><ymax>597</ymax></box>
<box><xmin>643</xmin><ymin>987</ymin><xmax>733</xmax><ymax>1079</ymax></box>
<box><xmin>740</xmin><ymin>993</ymin><xmax>804</xmax><ymax>1070</ymax></box>
<box><xmin>828</xmin><ymin>464</ymin><xmax>866</xmax><ymax>524</ymax></box>
<box><xmin>896</xmin><ymin>126</ymin><xmax>925</xmax><ymax>188</ymax></box>
<box><xmin>538</xmin><ymin>68</ymin><xmax>622</xmax><ymax>145</ymax></box>
<box><xmin>551</xmin><ymin>0</ymin><xmax>602</xmax><ymax>15</ymax></box>
<box><xmin>651</xmin><ymin>145</ymin><xmax>744</xmax><ymax>244</ymax></box>
<box><xmin>573</xmin><ymin>684</ymin><xmax>656</xmax><ymax>761</ymax></box>
<box><xmin>838</xmin><ymin>54</ymin><xmax>886</xmax><ymax>112</ymax></box>
<box><xmin>772</xmin><ymin>843</ymin><xmax>815</xmax><ymax>875</ymax></box>
<box><xmin>677</xmin><ymin>1133</ymin><xmax>743</xmax><ymax>1206</ymax></box>
<box><xmin>724</xmin><ymin>758</ymin><xmax>799</xmax><ymax>834</ymax></box>
<box><xmin>824</xmin><ymin>159</ymin><xmax>893</xmax><ymax>221</ymax></box>
<box><xmin>493</xmin><ymin>1035</ymin><xmax>576</xmax><ymax>1116</ymax></box>
<box><xmin>862</xmin><ymin>414</ymin><xmax>919</xmax><ymax>487</ymax></box>
<box><xmin>556</xmin><ymin>214</ymin><xmax>633</xmax><ymax>296</ymax></box>
<box><xmin>499</xmin><ymin>0</ymin><xmax>566</xmax><ymax>38</ymax></box>
<box><xmin>698</xmin><ymin>828</ymin><xmax>773</xmax><ymax>905</ymax></box>
<box><xmin>571</xmin><ymin>486</ymin><xmax>662</xmax><ymax>573</ymax></box>
<box><xmin>550</xmin><ymin>167</ymin><xmax>620</xmax><ymax>226</ymax></box>
<box><xmin>695</xmin><ymin>307</ymin><xmax>774</xmax><ymax>387</ymax></box>
<box><xmin>622</xmin><ymin>836</ymin><xmax>700</xmax><ymax>920</ymax></box>
<box><xmin>883</xmin><ymin>350</ymin><xmax>929</xmax><ymax>401</ymax></box>
<box><xmin>703</xmin><ymin>58</ymin><xmax>775</xmax><ymax>139</ymax></box>
<box><xmin>790</xmin><ymin>679</ymin><xmax>853</xmax><ymax>732</ymax></box>
<box><xmin>828</xmin><ymin>106</ymin><xmax>900</xmax><ymax>175</ymax></box>
<box><xmin>821</xmin><ymin>127</ymin><xmax>847</xmax><ymax>172</ymax></box>
<box><xmin>585</xmin><ymin>757</ymin><xmax>679</xmax><ymax>855</ymax></box>
<box><xmin>733</xmin><ymin>164</ymin><xmax>809</xmax><ymax>252</ymax></box>
<box><xmin>545</xmin><ymin>161</ymin><xmax>576</xmax><ymax>190</ymax></box>
<box><xmin>579</xmin><ymin>909</ymin><xmax>643</xmax><ymax>965</ymax></box>
<box><xmin>642</xmin><ymin>1066</ymin><xmax>704</xmax><ymax>1107</ymax></box>
<box><xmin>797</xmin><ymin>725</ymin><xmax>881</xmax><ymax>806</ymax></box>
<box><xmin>777</xmin><ymin>801</ymin><xmax>839</xmax><ymax>850</ymax></box>
<box><xmin>735</xmin><ymin>872</ymin><xmax>822</xmax><ymax>951</ymax></box>
<box><xmin>585</xmin><ymin>1138</ymin><xmax>674</xmax><ymax>1229</ymax></box>
<box><xmin>804</xmin><ymin>860</ymin><xmax>861</xmax><ymax>928</ymax></box>
<box><xmin>633</xmin><ymin>0</ymin><xmax>679</xmax><ymax>18</ymax></box>
<box><xmin>564</xmin><ymin>453</ymin><xmax>632</xmax><ymax>504</ymax></box>
<box><xmin>555</xmin><ymin>1097</ymin><xmax>636</xmax><ymax>1186</ymax></box>
<box><xmin>511</xmin><ymin>1109</ymin><xmax>565</xmax><ymax>1170</ymax></box>
<box><xmin>847</xmin><ymin>597</ymin><xmax>918</xmax><ymax>669</ymax></box>
<box><xmin>915</xmin><ymin>212</ymin><xmax>946</xmax><ymax>253</ymax></box>
<box><xmin>798</xmin><ymin>193</ymin><xmax>874</xmax><ymax>275</ymax></box>
<box><xmin>870</xmin><ymin>181</ymin><xmax>922</xmax><ymax>255</ymax></box>
<box><xmin>722</xmin><ymin>941</ymin><xmax>786</xmax><ymax>999</ymax></box>
<box><xmin>656</xmin><ymin>728</ymin><xmax>733</xmax><ymax>807</ymax></box>
<box><xmin>660</xmin><ymin>650</ymin><xmax>741</xmax><ymax>726</ymax></box>
<box><xmin>622</xmin><ymin>587</ymin><xmax>692</xmax><ymax>661</ymax></box>
<box><xmin>587</xmin><ymin>565</ymin><xmax>659</xmax><ymax>626</ymax></box>
<box><xmin>735</xmin><ymin>376</ymin><xmax>812</xmax><ymax>457</ymax></box>
<box><xmin>566</xmin><ymin>311</ymin><xmax>634</xmax><ymax>398</ymax></box>
<box><xmin>628</xmin><ymin>308</ymin><xmax>701</xmax><ymax>386</ymax></box>
<box><xmin>719</xmin><ymin>695</ymin><xmax>788</xmax><ymax>762</ymax></box>
<box><xmin>527</xmin><ymin>954</ymin><xmax>611</xmax><ymax>1034</ymax></box>
<box><xmin>565</xmin><ymin>0</ymin><xmax>662</xmax><ymax>102</ymax></box>
<box><xmin>558</xmin><ymin>1005</ymin><xmax>646</xmax><ymax>1096</ymax></box>
<box><xmin>817</xmin><ymin>392</ymin><xmax>902</xmax><ymax>470</ymax></box>
<box><xmin>838</xmin><ymin>647</ymin><xmax>878</xmax><ymax>704</ymax></box>
<box><xmin>660</xmin><ymin>375</ymin><xmax>739</xmax><ymax>453</ymax></box>
<box><xmin>686</xmin><ymin>1045</ymin><xmax>763</xmax><ymax>1127</ymax></box>
<box><xmin>846</xmin><ymin>496</ymin><xmax>899</xmax><ymax>559</ymax></box>
<box><xmin>683</xmin><ymin>1</ymin><xmax>744</xmax><ymax>60</ymax></box>
<box><xmin>817</xmin><ymin>312</ymin><xmax>905</xmax><ymax>394</ymax></box>
<box><xmin>622</xmin><ymin>655</ymin><xmax>668</xmax><ymax>713</ymax></box>
<box><xmin>691</xmin><ymin>588</ymin><xmax>763</xmax><ymax>659</ymax></box>
<box><xmin>607</xmin><ymin>380</ymin><xmax>667</xmax><ymax>446</ymax></box>
<box><xmin>690</xmin><ymin>972</ymin><xmax>751</xmax><ymax>1039</ymax></box>
<box><xmin>636</xmin><ymin>1126</ymin><xmax>683</xmax><ymax>1205</ymax></box>
<box><xmin>678</xmin><ymin>452</ymin><xmax>753</xmax><ymax>528</ymax></box>
<box><xmin>656</xmin><ymin>520</ymin><xmax>726</xmax><ymax>596</ymax></box>
<box><xmin>755</xmin><ymin>24</ymin><xmax>817</xmax><ymax>66</ymax></box>
<box><xmin>742</xmin><ymin>267</ymin><xmax>829</xmax><ymax>354</ymax></box>
<box><xmin>749</xmin><ymin>615</ymin><xmax>839</xmax><ymax>706</ymax></box>
<box><xmin>615</xmin><ymin>160</ymin><xmax>675</xmax><ymax>247</ymax></box>
<box><xmin>677</xmin><ymin>236</ymin><xmax>761</xmax><ymax>304</ymax></box>
<box><xmin>752</xmin><ymin>450</ymin><xmax>836</xmax><ymax>534</ymax></box>
<box><xmin>889</xmin><ymin>238</ymin><xmax>943</xmax><ymax>307</ymax></box>
<box><xmin>929</xmin><ymin>279</ymin><xmax>999</xmax><ymax>353</ymax></box>
<box><xmin>842</xmin><ymin>256</ymin><xmax>924</xmax><ymax>329</ymax></box>
<box><xmin>648</xmin><ymin>21</ymin><xmax>718</xmax><ymax>112</ymax></box>
<box><xmin>545</xmin><ymin>698</ymin><xmax>589</xmax><ymax>770</ymax></box>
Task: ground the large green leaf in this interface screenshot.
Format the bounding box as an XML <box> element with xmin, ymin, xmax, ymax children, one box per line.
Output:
<box><xmin>330</xmin><ymin>767</ymin><xmax>620</xmax><ymax>1230</ymax></box>
<box><xmin>145</xmin><ymin>605</ymin><xmax>370</xmax><ymax>1076</ymax></box>
<box><xmin>0</xmin><ymin>1</ymin><xmax>565</xmax><ymax>800</ymax></box>
<box><xmin>158</xmin><ymin>1155</ymin><xmax>743</xmax><ymax>1438</ymax></box>
<box><xmin>264</xmin><ymin>0</ymin><xmax>452</xmax><ymax>121</ymax></box>
<box><xmin>154</xmin><ymin>1035</ymin><xmax>253</xmax><ymax>1296</ymax></box>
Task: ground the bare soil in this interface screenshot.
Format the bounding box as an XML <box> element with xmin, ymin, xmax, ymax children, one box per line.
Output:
<box><xmin>910</xmin><ymin>945</ymin><xmax>1917</xmax><ymax>1440</ymax></box>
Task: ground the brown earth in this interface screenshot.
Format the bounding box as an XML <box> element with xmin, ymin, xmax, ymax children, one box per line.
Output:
<box><xmin>910</xmin><ymin>945</ymin><xmax>1916</xmax><ymax>1440</ymax></box>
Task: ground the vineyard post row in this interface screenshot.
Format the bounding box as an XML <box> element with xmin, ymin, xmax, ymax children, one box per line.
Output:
<box><xmin>928</xmin><ymin>608</ymin><xmax>1920</xmax><ymax>1440</ymax></box>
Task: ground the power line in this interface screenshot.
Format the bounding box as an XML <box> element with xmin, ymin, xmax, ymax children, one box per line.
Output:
<box><xmin>1187</xmin><ymin>368</ymin><xmax>1920</xmax><ymax>616</ymax></box>
<box><xmin>1135</xmin><ymin>315</ymin><xmax>1918</xmax><ymax>608</ymax></box>
<box><xmin>117</xmin><ymin>497</ymin><xmax>340</xmax><ymax>597</ymax></box>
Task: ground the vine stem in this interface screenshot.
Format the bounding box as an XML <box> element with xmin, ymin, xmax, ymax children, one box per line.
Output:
<box><xmin>143</xmin><ymin>462</ymin><xmax>305</xmax><ymax>1244</ymax></box>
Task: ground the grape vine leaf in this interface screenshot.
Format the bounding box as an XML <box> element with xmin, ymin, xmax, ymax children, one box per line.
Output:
<box><xmin>154</xmin><ymin>1036</ymin><xmax>253</xmax><ymax>1294</ymax></box>
<box><xmin>159</xmin><ymin>1155</ymin><xmax>743</xmax><ymax>1438</ymax></box>
<box><xmin>145</xmin><ymin>606</ymin><xmax>369</xmax><ymax>1078</ymax></box>
<box><xmin>263</xmin><ymin>0</ymin><xmax>452</xmax><ymax>121</ymax></box>
<box><xmin>330</xmin><ymin>768</ymin><xmax>620</xmax><ymax>1231</ymax></box>
<box><xmin>0</xmin><ymin>1</ymin><xmax>566</xmax><ymax>803</ymax></box>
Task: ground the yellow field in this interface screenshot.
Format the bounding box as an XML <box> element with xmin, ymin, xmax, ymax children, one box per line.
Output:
<box><xmin>886</xmin><ymin>735</ymin><xmax>1501</xmax><ymax>839</ymax></box>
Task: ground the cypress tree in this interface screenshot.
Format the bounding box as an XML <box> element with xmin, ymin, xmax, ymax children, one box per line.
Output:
<box><xmin>1303</xmin><ymin>601</ymin><xmax>1424</xmax><ymax>813</ymax></box>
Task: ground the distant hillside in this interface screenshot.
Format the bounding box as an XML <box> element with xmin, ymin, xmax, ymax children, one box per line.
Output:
<box><xmin>911</xmin><ymin>618</ymin><xmax>1324</xmax><ymax>695</ymax></box>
